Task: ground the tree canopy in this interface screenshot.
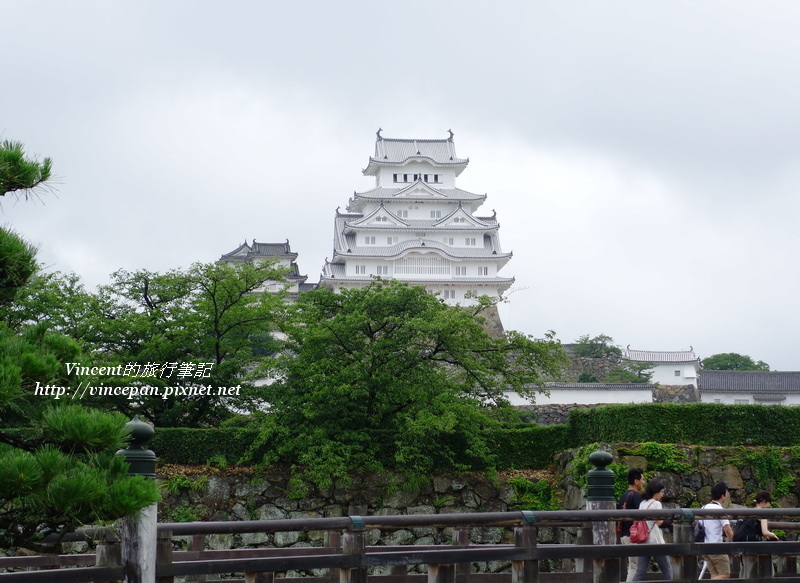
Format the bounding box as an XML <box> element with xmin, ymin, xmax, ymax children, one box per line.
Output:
<box><xmin>0</xmin><ymin>227</ymin><xmax>159</xmax><ymax>550</ymax></box>
<box><xmin>5</xmin><ymin>260</ymin><xmax>290</xmax><ymax>427</ymax></box>
<box><xmin>252</xmin><ymin>279</ymin><xmax>567</xmax><ymax>493</ymax></box>
<box><xmin>0</xmin><ymin>140</ymin><xmax>52</xmax><ymax>198</ymax></box>
<box><xmin>702</xmin><ymin>352</ymin><xmax>770</xmax><ymax>371</ymax></box>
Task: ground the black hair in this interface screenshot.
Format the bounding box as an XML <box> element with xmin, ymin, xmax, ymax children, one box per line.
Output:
<box><xmin>627</xmin><ymin>467</ymin><xmax>644</xmax><ymax>485</ymax></box>
<box><xmin>711</xmin><ymin>481</ymin><xmax>729</xmax><ymax>501</ymax></box>
<box><xmin>643</xmin><ymin>478</ymin><xmax>665</xmax><ymax>500</ymax></box>
<box><xmin>755</xmin><ymin>490</ymin><xmax>772</xmax><ymax>505</ymax></box>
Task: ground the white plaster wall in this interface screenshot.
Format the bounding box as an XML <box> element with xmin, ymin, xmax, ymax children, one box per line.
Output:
<box><xmin>503</xmin><ymin>388</ymin><xmax>653</xmax><ymax>406</ymax></box>
<box><xmin>648</xmin><ymin>363</ymin><xmax>700</xmax><ymax>386</ymax></box>
<box><xmin>700</xmin><ymin>392</ymin><xmax>800</xmax><ymax>405</ymax></box>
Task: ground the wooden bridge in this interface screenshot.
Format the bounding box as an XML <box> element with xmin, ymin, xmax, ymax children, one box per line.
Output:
<box><xmin>3</xmin><ymin>507</ymin><xmax>800</xmax><ymax>582</ymax></box>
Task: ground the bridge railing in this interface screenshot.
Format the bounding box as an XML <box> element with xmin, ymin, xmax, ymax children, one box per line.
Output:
<box><xmin>3</xmin><ymin>507</ymin><xmax>800</xmax><ymax>582</ymax></box>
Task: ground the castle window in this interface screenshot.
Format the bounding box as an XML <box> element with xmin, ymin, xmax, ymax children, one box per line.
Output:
<box><xmin>397</xmin><ymin>210</ymin><xmax>408</xmax><ymax>218</ymax></box>
<box><xmin>478</xmin><ymin>266</ymin><xmax>489</xmax><ymax>275</ymax></box>
<box><xmin>444</xmin><ymin>289</ymin><xmax>456</xmax><ymax>299</ymax></box>
<box><xmin>454</xmin><ymin>266</ymin><xmax>467</xmax><ymax>276</ymax></box>
<box><xmin>465</xmin><ymin>237</ymin><xmax>476</xmax><ymax>246</ymax></box>
<box><xmin>355</xmin><ymin>265</ymin><xmax>366</xmax><ymax>274</ymax></box>
<box><xmin>443</xmin><ymin>237</ymin><xmax>454</xmax><ymax>245</ymax></box>
<box><xmin>430</xmin><ymin>210</ymin><xmax>442</xmax><ymax>219</ymax></box>
<box><xmin>387</xmin><ymin>236</ymin><xmax>398</xmax><ymax>244</ymax></box>
<box><xmin>376</xmin><ymin>265</ymin><xmax>389</xmax><ymax>275</ymax></box>
<box><xmin>674</xmin><ymin>370</ymin><xmax>681</xmax><ymax>377</ymax></box>
<box><xmin>364</xmin><ymin>236</ymin><xmax>376</xmax><ymax>245</ymax></box>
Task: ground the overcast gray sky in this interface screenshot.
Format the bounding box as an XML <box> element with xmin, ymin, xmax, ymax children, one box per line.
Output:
<box><xmin>3</xmin><ymin>1</ymin><xmax>799</xmax><ymax>370</ymax></box>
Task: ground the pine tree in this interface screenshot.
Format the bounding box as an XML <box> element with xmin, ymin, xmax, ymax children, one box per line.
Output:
<box><xmin>0</xmin><ymin>144</ymin><xmax>159</xmax><ymax>551</ymax></box>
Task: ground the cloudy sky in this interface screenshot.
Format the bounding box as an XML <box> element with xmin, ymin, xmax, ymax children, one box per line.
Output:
<box><xmin>3</xmin><ymin>1</ymin><xmax>799</xmax><ymax>370</ymax></box>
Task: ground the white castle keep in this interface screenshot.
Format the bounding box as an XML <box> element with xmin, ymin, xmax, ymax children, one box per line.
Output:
<box><xmin>319</xmin><ymin>130</ymin><xmax>514</xmax><ymax>307</ymax></box>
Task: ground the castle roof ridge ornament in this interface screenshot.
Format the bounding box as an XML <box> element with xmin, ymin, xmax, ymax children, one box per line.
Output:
<box><xmin>448</xmin><ymin>129</ymin><xmax>454</xmax><ymax>141</ymax></box>
<box><xmin>376</xmin><ymin>128</ymin><xmax>383</xmax><ymax>140</ymax></box>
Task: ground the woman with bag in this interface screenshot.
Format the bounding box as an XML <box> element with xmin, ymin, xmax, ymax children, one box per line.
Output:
<box><xmin>738</xmin><ymin>490</ymin><xmax>779</xmax><ymax>578</ymax></box>
<box><xmin>633</xmin><ymin>479</ymin><xmax>672</xmax><ymax>581</ymax></box>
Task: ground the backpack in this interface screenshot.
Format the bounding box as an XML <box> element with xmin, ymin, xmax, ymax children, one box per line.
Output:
<box><xmin>694</xmin><ymin>521</ymin><xmax>705</xmax><ymax>542</ymax></box>
<box><xmin>733</xmin><ymin>518</ymin><xmax>762</xmax><ymax>542</ymax></box>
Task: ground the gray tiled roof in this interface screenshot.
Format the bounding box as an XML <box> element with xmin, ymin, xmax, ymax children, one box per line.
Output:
<box><xmin>333</xmin><ymin>241</ymin><xmax>512</xmax><ymax>261</ymax></box>
<box><xmin>699</xmin><ymin>371</ymin><xmax>800</xmax><ymax>393</ymax></box>
<box><xmin>219</xmin><ymin>239</ymin><xmax>307</xmax><ymax>283</ymax></box>
<box><xmin>350</xmin><ymin>185</ymin><xmax>486</xmax><ymax>203</ymax></box>
<box><xmin>345</xmin><ymin>217</ymin><xmax>498</xmax><ymax>231</ymax></box>
<box><xmin>371</xmin><ymin>136</ymin><xmax>468</xmax><ymax>165</ymax></box>
<box><xmin>623</xmin><ymin>349</ymin><xmax>699</xmax><ymax>363</ymax></box>
<box><xmin>219</xmin><ymin>239</ymin><xmax>298</xmax><ymax>262</ymax></box>
<box><xmin>545</xmin><ymin>383</ymin><xmax>655</xmax><ymax>391</ymax></box>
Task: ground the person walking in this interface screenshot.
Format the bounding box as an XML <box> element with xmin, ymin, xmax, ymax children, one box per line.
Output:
<box><xmin>701</xmin><ymin>481</ymin><xmax>735</xmax><ymax>579</ymax></box>
<box><xmin>633</xmin><ymin>479</ymin><xmax>672</xmax><ymax>581</ymax></box>
<box><xmin>737</xmin><ymin>490</ymin><xmax>779</xmax><ymax>578</ymax></box>
<box><xmin>618</xmin><ymin>468</ymin><xmax>645</xmax><ymax>581</ymax></box>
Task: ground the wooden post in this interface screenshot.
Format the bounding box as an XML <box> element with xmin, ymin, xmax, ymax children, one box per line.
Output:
<box><xmin>586</xmin><ymin>451</ymin><xmax>619</xmax><ymax>583</ymax></box>
<box><xmin>155</xmin><ymin>526</ymin><xmax>173</xmax><ymax>583</ymax></box>
<box><xmin>428</xmin><ymin>563</ymin><xmax>455</xmax><ymax>583</ymax></box>
<box><xmin>575</xmin><ymin>526</ymin><xmax>593</xmax><ymax>574</ymax></box>
<box><xmin>185</xmin><ymin>535</ymin><xmax>206</xmax><ymax>582</ymax></box>
<box><xmin>453</xmin><ymin>526</ymin><xmax>470</xmax><ymax>583</ymax></box>
<box><xmin>325</xmin><ymin>530</ymin><xmax>343</xmax><ymax>583</ymax></box>
<box><xmin>756</xmin><ymin>553</ymin><xmax>773</xmax><ymax>578</ymax></box>
<box><xmin>776</xmin><ymin>553</ymin><xmax>797</xmax><ymax>576</ymax></box>
<box><xmin>122</xmin><ymin>503</ymin><xmax>159</xmax><ymax>583</ymax></box>
<box><xmin>96</xmin><ymin>533</ymin><xmax>123</xmax><ymax>583</ymax></box>
<box><xmin>340</xmin><ymin>517</ymin><xmax>367</xmax><ymax>583</ymax></box>
<box><xmin>117</xmin><ymin>417</ymin><xmax>158</xmax><ymax>583</ymax></box>
<box><xmin>511</xmin><ymin>519</ymin><xmax>538</xmax><ymax>583</ymax></box>
<box><xmin>673</xmin><ymin>521</ymin><xmax>696</xmax><ymax>581</ymax></box>
<box><xmin>245</xmin><ymin>573</ymin><xmax>275</xmax><ymax>583</ymax></box>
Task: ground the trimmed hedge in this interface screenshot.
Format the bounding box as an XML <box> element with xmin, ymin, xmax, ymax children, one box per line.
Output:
<box><xmin>152</xmin><ymin>428</ymin><xmax>266</xmax><ymax>465</ymax></box>
<box><xmin>567</xmin><ymin>403</ymin><xmax>800</xmax><ymax>447</ymax></box>
<box><xmin>491</xmin><ymin>424</ymin><xmax>572</xmax><ymax>469</ymax></box>
<box><xmin>148</xmin><ymin>403</ymin><xmax>800</xmax><ymax>468</ymax></box>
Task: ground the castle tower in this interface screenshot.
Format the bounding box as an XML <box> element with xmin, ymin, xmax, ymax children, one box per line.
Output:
<box><xmin>319</xmin><ymin>130</ymin><xmax>514</xmax><ymax>312</ymax></box>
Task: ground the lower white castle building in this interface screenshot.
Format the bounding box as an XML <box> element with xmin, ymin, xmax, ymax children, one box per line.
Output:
<box><xmin>319</xmin><ymin>130</ymin><xmax>514</xmax><ymax>307</ymax></box>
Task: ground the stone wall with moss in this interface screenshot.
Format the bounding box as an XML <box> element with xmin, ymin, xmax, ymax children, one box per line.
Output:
<box><xmin>157</xmin><ymin>441</ymin><xmax>800</xmax><ymax>560</ymax></box>
<box><xmin>557</xmin><ymin>442</ymin><xmax>800</xmax><ymax>510</ymax></box>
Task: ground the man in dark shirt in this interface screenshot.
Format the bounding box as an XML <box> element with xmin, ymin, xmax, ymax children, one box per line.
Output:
<box><xmin>618</xmin><ymin>467</ymin><xmax>645</xmax><ymax>581</ymax></box>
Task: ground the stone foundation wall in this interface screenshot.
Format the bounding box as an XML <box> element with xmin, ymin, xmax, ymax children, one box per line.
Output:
<box><xmin>519</xmin><ymin>385</ymin><xmax>700</xmax><ymax>424</ymax></box>
<box><xmin>653</xmin><ymin>384</ymin><xmax>699</xmax><ymax>403</ymax></box>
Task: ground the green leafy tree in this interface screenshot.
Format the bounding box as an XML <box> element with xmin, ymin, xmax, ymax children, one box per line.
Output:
<box><xmin>0</xmin><ymin>227</ymin><xmax>159</xmax><ymax>550</ymax></box>
<box><xmin>1</xmin><ymin>271</ymin><xmax>100</xmax><ymax>339</ymax></box>
<box><xmin>0</xmin><ymin>140</ymin><xmax>52</xmax><ymax>198</ymax></box>
<box><xmin>573</xmin><ymin>334</ymin><xmax>622</xmax><ymax>360</ymax></box>
<box><xmin>80</xmin><ymin>260</ymin><xmax>289</xmax><ymax>426</ymax></box>
<box><xmin>702</xmin><ymin>353</ymin><xmax>770</xmax><ymax>371</ymax></box>
<box><xmin>605</xmin><ymin>359</ymin><xmax>654</xmax><ymax>383</ymax></box>
<box><xmin>570</xmin><ymin>333</ymin><xmax>622</xmax><ymax>382</ymax></box>
<box><xmin>253</xmin><ymin>279</ymin><xmax>567</xmax><ymax>492</ymax></box>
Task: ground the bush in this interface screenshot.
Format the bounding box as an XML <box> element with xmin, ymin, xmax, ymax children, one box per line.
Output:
<box><xmin>567</xmin><ymin>403</ymin><xmax>800</xmax><ymax>446</ymax></box>
<box><xmin>152</xmin><ymin>428</ymin><xmax>267</xmax><ymax>465</ymax></box>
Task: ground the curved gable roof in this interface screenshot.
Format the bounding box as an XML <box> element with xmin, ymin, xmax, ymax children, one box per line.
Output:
<box><xmin>363</xmin><ymin>132</ymin><xmax>469</xmax><ymax>175</ymax></box>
